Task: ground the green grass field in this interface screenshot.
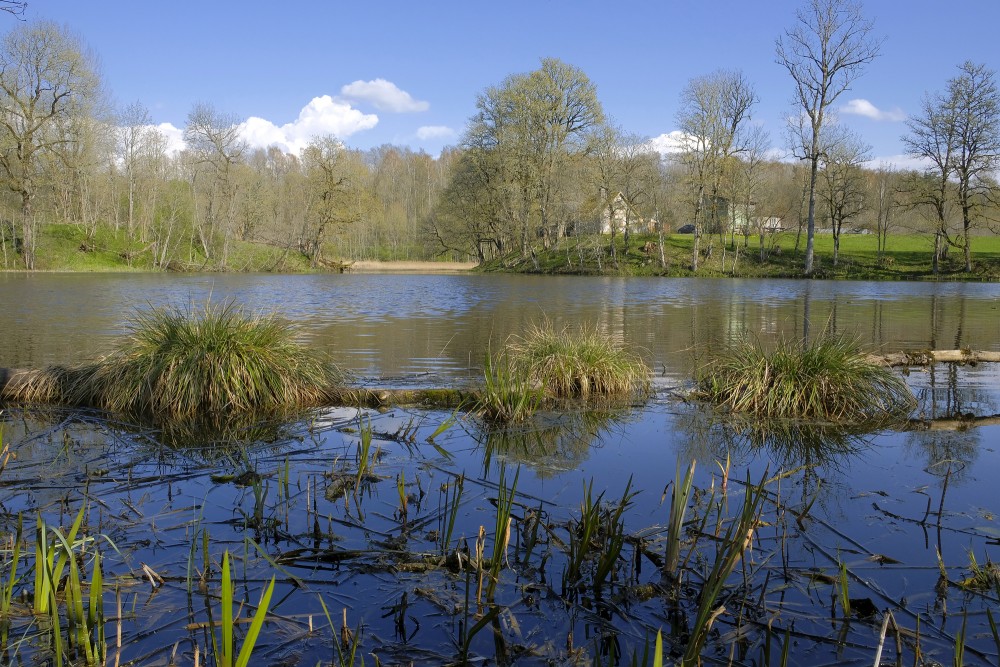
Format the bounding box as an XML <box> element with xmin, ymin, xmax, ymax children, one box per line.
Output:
<box><xmin>486</xmin><ymin>231</ymin><xmax>1000</xmax><ymax>281</ymax></box>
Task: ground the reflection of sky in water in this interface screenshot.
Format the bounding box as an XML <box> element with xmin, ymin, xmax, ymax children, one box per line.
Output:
<box><xmin>3</xmin><ymin>377</ymin><xmax>1000</xmax><ymax>662</ymax></box>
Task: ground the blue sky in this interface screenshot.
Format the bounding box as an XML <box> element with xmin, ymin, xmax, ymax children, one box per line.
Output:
<box><xmin>16</xmin><ymin>1</ymin><xmax>1000</xmax><ymax>164</ymax></box>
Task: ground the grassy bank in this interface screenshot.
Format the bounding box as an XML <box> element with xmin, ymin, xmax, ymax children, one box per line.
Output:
<box><xmin>481</xmin><ymin>232</ymin><xmax>1000</xmax><ymax>281</ymax></box>
<box><xmin>7</xmin><ymin>223</ymin><xmax>1000</xmax><ymax>280</ymax></box>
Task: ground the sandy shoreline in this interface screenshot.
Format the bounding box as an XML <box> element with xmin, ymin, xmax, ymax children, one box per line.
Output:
<box><xmin>349</xmin><ymin>260</ymin><xmax>477</xmax><ymax>273</ymax></box>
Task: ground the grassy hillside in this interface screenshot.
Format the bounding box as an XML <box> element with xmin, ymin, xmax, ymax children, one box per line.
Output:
<box><xmin>4</xmin><ymin>224</ymin><xmax>330</xmax><ymax>273</ymax></box>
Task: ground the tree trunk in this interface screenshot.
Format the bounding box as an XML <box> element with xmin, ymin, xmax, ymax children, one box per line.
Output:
<box><xmin>963</xmin><ymin>208</ymin><xmax>972</xmax><ymax>272</ymax></box>
<box><xmin>866</xmin><ymin>350</ymin><xmax>1000</xmax><ymax>366</ymax></box>
<box><xmin>804</xmin><ymin>155</ymin><xmax>819</xmax><ymax>276</ymax></box>
<box><xmin>20</xmin><ymin>190</ymin><xmax>34</xmax><ymax>270</ymax></box>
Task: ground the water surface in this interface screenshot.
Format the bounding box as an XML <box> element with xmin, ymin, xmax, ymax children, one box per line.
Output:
<box><xmin>2</xmin><ymin>273</ymin><xmax>999</xmax><ymax>665</ymax></box>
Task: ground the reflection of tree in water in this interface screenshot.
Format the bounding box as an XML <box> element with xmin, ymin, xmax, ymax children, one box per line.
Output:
<box><xmin>913</xmin><ymin>364</ymin><xmax>998</xmax><ymax>420</ymax></box>
<box><xmin>903</xmin><ymin>430</ymin><xmax>978</xmax><ymax>483</ymax></box>
<box><xmin>905</xmin><ymin>364</ymin><xmax>992</xmax><ymax>481</ymax></box>
<box><xmin>476</xmin><ymin>407</ymin><xmax>630</xmax><ymax>477</ymax></box>
<box><xmin>1</xmin><ymin>404</ymin><xmax>318</xmax><ymax>469</ymax></box>
<box><xmin>671</xmin><ymin>405</ymin><xmax>878</xmax><ymax>522</ymax></box>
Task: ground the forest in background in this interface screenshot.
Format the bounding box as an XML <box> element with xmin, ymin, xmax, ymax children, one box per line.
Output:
<box><xmin>0</xmin><ymin>1</ymin><xmax>997</xmax><ymax>276</ymax></box>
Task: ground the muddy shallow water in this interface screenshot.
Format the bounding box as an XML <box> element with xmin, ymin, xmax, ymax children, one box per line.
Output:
<box><xmin>2</xmin><ymin>273</ymin><xmax>1000</xmax><ymax>665</ymax></box>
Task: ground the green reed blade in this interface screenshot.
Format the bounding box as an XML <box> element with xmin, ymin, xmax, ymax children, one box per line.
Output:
<box><xmin>222</xmin><ymin>552</ymin><xmax>234</xmax><ymax>667</ymax></box>
<box><xmin>235</xmin><ymin>575</ymin><xmax>274</xmax><ymax>667</ymax></box>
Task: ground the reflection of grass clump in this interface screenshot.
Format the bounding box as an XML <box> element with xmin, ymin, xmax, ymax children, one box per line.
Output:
<box><xmin>24</xmin><ymin>303</ymin><xmax>343</xmax><ymax>421</ymax></box>
<box><xmin>698</xmin><ymin>333</ymin><xmax>915</xmax><ymax>424</ymax></box>
<box><xmin>506</xmin><ymin>324</ymin><xmax>650</xmax><ymax>399</ymax></box>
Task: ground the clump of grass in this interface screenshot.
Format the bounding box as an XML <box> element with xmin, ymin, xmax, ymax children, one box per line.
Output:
<box><xmin>68</xmin><ymin>303</ymin><xmax>343</xmax><ymax>421</ymax></box>
<box><xmin>505</xmin><ymin>323</ymin><xmax>650</xmax><ymax>399</ymax></box>
<box><xmin>698</xmin><ymin>333</ymin><xmax>915</xmax><ymax>424</ymax></box>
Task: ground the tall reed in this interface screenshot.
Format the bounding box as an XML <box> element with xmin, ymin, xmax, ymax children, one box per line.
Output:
<box><xmin>665</xmin><ymin>459</ymin><xmax>696</xmax><ymax>581</ymax></box>
<box><xmin>683</xmin><ymin>472</ymin><xmax>767</xmax><ymax>663</ymax></box>
<box><xmin>214</xmin><ymin>551</ymin><xmax>275</xmax><ymax>667</ymax></box>
<box><xmin>564</xmin><ymin>478</ymin><xmax>635</xmax><ymax>595</ymax></box>
<box><xmin>477</xmin><ymin>347</ymin><xmax>542</xmax><ymax>423</ymax></box>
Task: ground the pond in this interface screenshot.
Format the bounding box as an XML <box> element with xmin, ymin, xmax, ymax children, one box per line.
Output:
<box><xmin>1</xmin><ymin>273</ymin><xmax>1000</xmax><ymax>666</ymax></box>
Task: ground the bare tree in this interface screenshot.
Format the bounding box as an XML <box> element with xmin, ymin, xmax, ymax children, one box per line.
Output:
<box><xmin>118</xmin><ymin>101</ymin><xmax>167</xmax><ymax>241</ymax></box>
<box><xmin>776</xmin><ymin>0</ymin><xmax>881</xmax><ymax>276</ymax></box>
<box><xmin>818</xmin><ymin>124</ymin><xmax>870</xmax><ymax>267</ymax></box>
<box><xmin>731</xmin><ymin>125</ymin><xmax>772</xmax><ymax>261</ymax></box>
<box><xmin>870</xmin><ymin>163</ymin><xmax>898</xmax><ymax>263</ymax></box>
<box><xmin>950</xmin><ymin>62</ymin><xmax>999</xmax><ymax>272</ymax></box>
<box><xmin>0</xmin><ymin>21</ymin><xmax>100</xmax><ymax>268</ymax></box>
<box><xmin>183</xmin><ymin>102</ymin><xmax>247</xmax><ymax>266</ymax></box>
<box><xmin>903</xmin><ymin>61</ymin><xmax>1000</xmax><ymax>272</ymax></box>
<box><xmin>0</xmin><ymin>1</ymin><xmax>25</xmax><ymax>18</ymax></box>
<box><xmin>676</xmin><ymin>70</ymin><xmax>758</xmax><ymax>271</ymax></box>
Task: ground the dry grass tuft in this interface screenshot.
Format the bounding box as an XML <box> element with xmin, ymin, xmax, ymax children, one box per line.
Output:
<box><xmin>698</xmin><ymin>333</ymin><xmax>915</xmax><ymax>424</ymax></box>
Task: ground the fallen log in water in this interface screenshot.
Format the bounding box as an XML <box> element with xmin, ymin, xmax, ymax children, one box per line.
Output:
<box><xmin>866</xmin><ymin>350</ymin><xmax>1000</xmax><ymax>367</ymax></box>
<box><xmin>906</xmin><ymin>414</ymin><xmax>1000</xmax><ymax>431</ymax></box>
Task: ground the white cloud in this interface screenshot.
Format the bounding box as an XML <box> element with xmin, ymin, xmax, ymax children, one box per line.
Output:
<box><xmin>864</xmin><ymin>154</ymin><xmax>931</xmax><ymax>171</ymax></box>
<box><xmin>416</xmin><ymin>125</ymin><xmax>456</xmax><ymax>141</ymax></box>
<box><xmin>646</xmin><ymin>131</ymin><xmax>689</xmax><ymax>155</ymax></box>
<box><xmin>841</xmin><ymin>99</ymin><xmax>906</xmax><ymax>122</ymax></box>
<box><xmin>157</xmin><ymin>122</ymin><xmax>186</xmax><ymax>155</ymax></box>
<box><xmin>237</xmin><ymin>95</ymin><xmax>378</xmax><ymax>154</ymax></box>
<box><xmin>149</xmin><ymin>96</ymin><xmax>379</xmax><ymax>157</ymax></box>
<box><xmin>341</xmin><ymin>79</ymin><xmax>429</xmax><ymax>113</ymax></box>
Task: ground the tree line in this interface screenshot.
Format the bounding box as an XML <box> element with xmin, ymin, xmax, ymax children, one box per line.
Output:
<box><xmin>0</xmin><ymin>0</ymin><xmax>997</xmax><ymax>274</ymax></box>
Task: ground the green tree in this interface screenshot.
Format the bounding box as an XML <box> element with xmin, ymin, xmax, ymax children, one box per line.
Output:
<box><xmin>428</xmin><ymin>146</ymin><xmax>514</xmax><ymax>263</ymax></box>
<box><xmin>776</xmin><ymin>0</ymin><xmax>881</xmax><ymax>276</ymax></box>
<box><xmin>459</xmin><ymin>58</ymin><xmax>603</xmax><ymax>262</ymax></box>
<box><xmin>0</xmin><ymin>20</ymin><xmax>101</xmax><ymax>268</ymax></box>
<box><xmin>300</xmin><ymin>136</ymin><xmax>369</xmax><ymax>266</ymax></box>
